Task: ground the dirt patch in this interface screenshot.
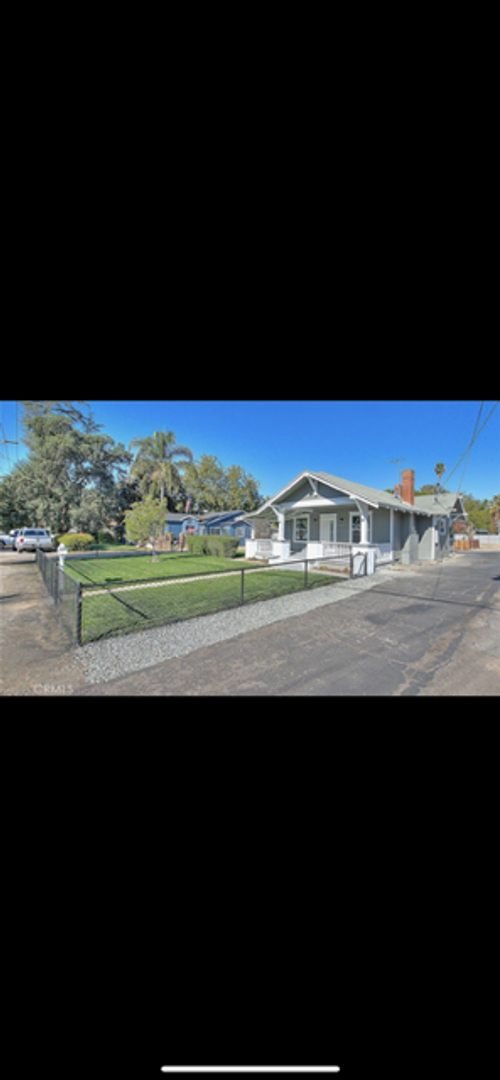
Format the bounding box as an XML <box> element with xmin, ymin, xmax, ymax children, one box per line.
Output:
<box><xmin>0</xmin><ymin>553</ymin><xmax>87</xmax><ymax>695</ymax></box>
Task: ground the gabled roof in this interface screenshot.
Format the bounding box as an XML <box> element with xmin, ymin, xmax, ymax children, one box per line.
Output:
<box><xmin>164</xmin><ymin>511</ymin><xmax>199</xmax><ymax>522</ymax></box>
<box><xmin>248</xmin><ymin>469</ymin><xmax>436</xmax><ymax>519</ymax></box>
<box><xmin>198</xmin><ymin>510</ymin><xmax>248</xmax><ymax>525</ymax></box>
<box><xmin>413</xmin><ymin>492</ymin><xmax>465</xmax><ymax>515</ymax></box>
<box><xmin>314</xmin><ymin>471</ymin><xmax>421</xmax><ymax>512</ymax></box>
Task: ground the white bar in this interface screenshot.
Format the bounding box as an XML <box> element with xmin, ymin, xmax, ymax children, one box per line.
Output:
<box><xmin>161</xmin><ymin>1070</ymin><xmax>340</xmax><ymax>1075</ymax></box>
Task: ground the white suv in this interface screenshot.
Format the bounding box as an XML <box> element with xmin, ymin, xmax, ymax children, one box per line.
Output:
<box><xmin>15</xmin><ymin>528</ymin><xmax>55</xmax><ymax>552</ymax></box>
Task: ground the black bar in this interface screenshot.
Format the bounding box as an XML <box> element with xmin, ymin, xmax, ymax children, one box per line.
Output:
<box><xmin>240</xmin><ymin>568</ymin><xmax>244</xmax><ymax>605</ymax></box>
<box><xmin>76</xmin><ymin>583</ymin><xmax>83</xmax><ymax>646</ymax></box>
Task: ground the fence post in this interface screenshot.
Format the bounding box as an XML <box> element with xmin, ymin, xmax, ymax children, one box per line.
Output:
<box><xmin>76</xmin><ymin>583</ymin><xmax>83</xmax><ymax>646</ymax></box>
<box><xmin>240</xmin><ymin>568</ymin><xmax>245</xmax><ymax>605</ymax></box>
<box><xmin>304</xmin><ymin>558</ymin><xmax>308</xmax><ymax>589</ymax></box>
<box><xmin>350</xmin><ymin>551</ymin><xmax>354</xmax><ymax>578</ymax></box>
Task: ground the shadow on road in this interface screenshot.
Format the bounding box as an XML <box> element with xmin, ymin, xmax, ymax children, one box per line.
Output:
<box><xmin>374</xmin><ymin>586</ymin><xmax>498</xmax><ymax>611</ymax></box>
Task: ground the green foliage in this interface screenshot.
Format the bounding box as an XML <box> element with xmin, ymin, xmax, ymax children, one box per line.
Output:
<box><xmin>4</xmin><ymin>402</ymin><xmax>132</xmax><ymax>535</ymax></box>
<box><xmin>185</xmin><ymin>534</ymin><xmax>207</xmax><ymax>555</ymax></box>
<box><xmin>56</xmin><ymin>532</ymin><xmax>95</xmax><ymax>551</ymax></box>
<box><xmin>462</xmin><ymin>494</ymin><xmax>494</xmax><ymax>532</ymax></box>
<box><xmin>129</xmin><ymin>429</ymin><xmax>193</xmax><ymax>505</ymax></box>
<box><xmin>186</xmin><ymin>534</ymin><xmax>239</xmax><ymax>558</ymax></box>
<box><xmin>182</xmin><ymin>454</ymin><xmax>261</xmax><ymax>513</ymax></box>
<box><xmin>124</xmin><ymin>494</ymin><xmax>167</xmax><ymax>560</ymax></box>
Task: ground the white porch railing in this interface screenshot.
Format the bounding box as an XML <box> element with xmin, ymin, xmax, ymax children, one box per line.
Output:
<box><xmin>321</xmin><ymin>542</ymin><xmax>353</xmax><ymax>558</ymax></box>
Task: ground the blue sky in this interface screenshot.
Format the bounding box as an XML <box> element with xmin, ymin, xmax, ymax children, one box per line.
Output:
<box><xmin>1</xmin><ymin>399</ymin><xmax>498</xmax><ymax>502</ymax></box>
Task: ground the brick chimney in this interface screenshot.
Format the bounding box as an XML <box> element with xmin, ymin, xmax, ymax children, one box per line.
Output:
<box><xmin>402</xmin><ymin>468</ymin><xmax>415</xmax><ymax>505</ymax></box>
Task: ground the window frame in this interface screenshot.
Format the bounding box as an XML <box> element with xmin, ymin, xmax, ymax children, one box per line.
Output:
<box><xmin>294</xmin><ymin>515</ymin><xmax>309</xmax><ymax>542</ymax></box>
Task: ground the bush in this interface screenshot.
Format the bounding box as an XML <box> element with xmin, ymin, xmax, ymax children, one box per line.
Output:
<box><xmin>186</xmin><ymin>534</ymin><xmax>239</xmax><ymax>558</ymax></box>
<box><xmin>97</xmin><ymin>530</ymin><xmax>116</xmax><ymax>546</ymax></box>
<box><xmin>56</xmin><ymin>532</ymin><xmax>95</xmax><ymax>552</ymax></box>
<box><xmin>186</xmin><ymin>535</ymin><xmax>208</xmax><ymax>555</ymax></box>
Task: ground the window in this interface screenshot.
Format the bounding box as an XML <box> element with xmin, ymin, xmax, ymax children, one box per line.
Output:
<box><xmin>235</xmin><ymin>526</ymin><xmax>246</xmax><ymax>537</ymax></box>
<box><xmin>294</xmin><ymin>516</ymin><xmax>309</xmax><ymax>542</ymax></box>
<box><xmin>210</xmin><ymin>527</ymin><xmax>221</xmax><ymax>535</ymax></box>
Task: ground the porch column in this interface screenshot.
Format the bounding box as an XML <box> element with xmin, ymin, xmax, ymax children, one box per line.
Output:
<box><xmin>358</xmin><ymin>500</ymin><xmax>371</xmax><ymax>545</ymax></box>
<box><xmin>273</xmin><ymin>505</ymin><xmax>285</xmax><ymax>541</ymax></box>
<box><xmin>355</xmin><ymin>499</ymin><xmax>376</xmax><ymax>574</ymax></box>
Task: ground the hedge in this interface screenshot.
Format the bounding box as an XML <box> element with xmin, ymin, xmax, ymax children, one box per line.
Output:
<box><xmin>186</xmin><ymin>534</ymin><xmax>239</xmax><ymax>558</ymax></box>
<box><xmin>55</xmin><ymin>532</ymin><xmax>95</xmax><ymax>552</ymax></box>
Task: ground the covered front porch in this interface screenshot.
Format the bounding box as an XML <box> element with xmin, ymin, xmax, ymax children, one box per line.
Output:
<box><xmin>245</xmin><ymin>474</ymin><xmax>392</xmax><ymax>574</ymax></box>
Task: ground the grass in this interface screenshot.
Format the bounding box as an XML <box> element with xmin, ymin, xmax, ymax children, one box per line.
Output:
<box><xmin>64</xmin><ymin>552</ymin><xmax>251</xmax><ymax>587</ymax></box>
<box><xmin>63</xmin><ymin>552</ymin><xmax>341</xmax><ymax>644</ymax></box>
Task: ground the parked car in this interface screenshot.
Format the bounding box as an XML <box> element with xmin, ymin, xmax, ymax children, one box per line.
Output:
<box><xmin>15</xmin><ymin>528</ymin><xmax>56</xmax><ymax>552</ymax></box>
<box><xmin>0</xmin><ymin>531</ymin><xmax>15</xmax><ymax>549</ymax></box>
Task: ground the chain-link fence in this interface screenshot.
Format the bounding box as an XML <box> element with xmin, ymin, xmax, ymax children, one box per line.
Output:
<box><xmin>75</xmin><ymin>553</ymin><xmax>362</xmax><ymax>644</ymax></box>
<box><xmin>37</xmin><ymin>550</ymin><xmax>367</xmax><ymax>646</ymax></box>
<box><xmin>36</xmin><ymin>549</ymin><xmax>82</xmax><ymax>645</ymax></box>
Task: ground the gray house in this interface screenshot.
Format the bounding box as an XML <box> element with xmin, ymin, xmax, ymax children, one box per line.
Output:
<box><xmin>245</xmin><ymin>468</ymin><xmax>465</xmax><ymax>573</ymax></box>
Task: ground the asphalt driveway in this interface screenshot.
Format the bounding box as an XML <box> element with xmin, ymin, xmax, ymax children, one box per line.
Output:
<box><xmin>76</xmin><ymin>552</ymin><xmax>500</xmax><ymax>696</ymax></box>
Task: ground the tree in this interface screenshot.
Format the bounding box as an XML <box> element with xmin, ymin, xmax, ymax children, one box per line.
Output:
<box><xmin>2</xmin><ymin>401</ymin><xmax>131</xmax><ymax>534</ymax></box>
<box><xmin>434</xmin><ymin>463</ymin><xmax>446</xmax><ymax>486</ymax></box>
<box><xmin>462</xmin><ymin>494</ymin><xmax>492</xmax><ymax>532</ymax></box>
<box><xmin>124</xmin><ymin>494</ymin><xmax>167</xmax><ymax>562</ymax></box>
<box><xmin>182</xmin><ymin>455</ymin><xmax>262</xmax><ymax>513</ymax></box>
<box><xmin>489</xmin><ymin>494</ymin><xmax>500</xmax><ymax>534</ymax></box>
<box><xmin>129</xmin><ymin>430</ymin><xmax>193</xmax><ymax>506</ymax></box>
<box><xmin>182</xmin><ymin>455</ymin><xmax>226</xmax><ymax>512</ymax></box>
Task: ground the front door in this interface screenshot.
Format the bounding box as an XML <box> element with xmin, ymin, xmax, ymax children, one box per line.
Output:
<box><xmin>320</xmin><ymin>515</ymin><xmax>337</xmax><ymax>545</ymax></box>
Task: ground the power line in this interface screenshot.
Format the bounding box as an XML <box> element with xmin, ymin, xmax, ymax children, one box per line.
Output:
<box><xmin>441</xmin><ymin>401</ymin><xmax>499</xmax><ymax>493</ymax></box>
<box><xmin>457</xmin><ymin>401</ymin><xmax>484</xmax><ymax>494</ymax></box>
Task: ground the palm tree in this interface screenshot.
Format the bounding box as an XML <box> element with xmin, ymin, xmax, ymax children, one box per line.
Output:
<box><xmin>129</xmin><ymin>430</ymin><xmax>193</xmax><ymax>506</ymax></box>
<box><xmin>435</xmin><ymin>463</ymin><xmax>446</xmax><ymax>485</ymax></box>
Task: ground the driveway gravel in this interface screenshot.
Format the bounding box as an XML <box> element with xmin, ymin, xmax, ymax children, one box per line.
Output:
<box><xmin>77</xmin><ymin>571</ymin><xmax>383</xmax><ymax>685</ymax></box>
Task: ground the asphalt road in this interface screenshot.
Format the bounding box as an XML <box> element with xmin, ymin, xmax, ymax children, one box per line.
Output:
<box><xmin>75</xmin><ymin>551</ymin><xmax>500</xmax><ymax>696</ymax></box>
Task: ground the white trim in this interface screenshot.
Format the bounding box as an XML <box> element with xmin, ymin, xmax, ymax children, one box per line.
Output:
<box><xmin>320</xmin><ymin>513</ymin><xmax>338</xmax><ymax>544</ymax></box>
<box><xmin>294</xmin><ymin>514</ymin><xmax>310</xmax><ymax>542</ymax></box>
<box><xmin>350</xmin><ymin>509</ymin><xmax>372</xmax><ymax>544</ymax></box>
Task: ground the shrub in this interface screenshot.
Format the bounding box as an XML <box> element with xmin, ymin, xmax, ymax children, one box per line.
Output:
<box><xmin>186</xmin><ymin>534</ymin><xmax>239</xmax><ymax>558</ymax></box>
<box><xmin>56</xmin><ymin>532</ymin><xmax>95</xmax><ymax>552</ymax></box>
<box><xmin>97</xmin><ymin>530</ymin><xmax>116</xmax><ymax>546</ymax></box>
<box><xmin>186</xmin><ymin>535</ymin><xmax>208</xmax><ymax>555</ymax></box>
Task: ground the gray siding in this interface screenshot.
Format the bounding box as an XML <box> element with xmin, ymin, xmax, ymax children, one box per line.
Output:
<box><xmin>372</xmin><ymin>509</ymin><xmax>391</xmax><ymax>545</ymax></box>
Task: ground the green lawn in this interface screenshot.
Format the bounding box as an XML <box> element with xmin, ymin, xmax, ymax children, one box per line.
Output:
<box><xmin>65</xmin><ymin>552</ymin><xmax>341</xmax><ymax>644</ymax></box>
<box><xmin>64</xmin><ymin>552</ymin><xmax>252</xmax><ymax>588</ymax></box>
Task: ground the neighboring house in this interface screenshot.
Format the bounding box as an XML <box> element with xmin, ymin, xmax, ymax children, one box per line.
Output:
<box><xmin>163</xmin><ymin>512</ymin><xmax>201</xmax><ymax>540</ymax></box>
<box><xmin>162</xmin><ymin>509</ymin><xmax>253</xmax><ymax>545</ymax></box>
<box><xmin>198</xmin><ymin>511</ymin><xmax>253</xmax><ymax>544</ymax></box>
<box><xmin>245</xmin><ymin>468</ymin><xmax>466</xmax><ymax>573</ymax></box>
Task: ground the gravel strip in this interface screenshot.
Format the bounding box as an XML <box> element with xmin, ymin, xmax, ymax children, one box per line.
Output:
<box><xmin>77</xmin><ymin>572</ymin><xmax>388</xmax><ymax>685</ymax></box>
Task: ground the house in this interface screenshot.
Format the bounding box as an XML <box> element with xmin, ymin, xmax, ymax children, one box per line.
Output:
<box><xmin>198</xmin><ymin>511</ymin><xmax>253</xmax><ymax>545</ymax></box>
<box><xmin>163</xmin><ymin>512</ymin><xmax>201</xmax><ymax>540</ymax></box>
<box><xmin>245</xmin><ymin>468</ymin><xmax>466</xmax><ymax>573</ymax></box>
<box><xmin>162</xmin><ymin>509</ymin><xmax>253</xmax><ymax>546</ymax></box>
